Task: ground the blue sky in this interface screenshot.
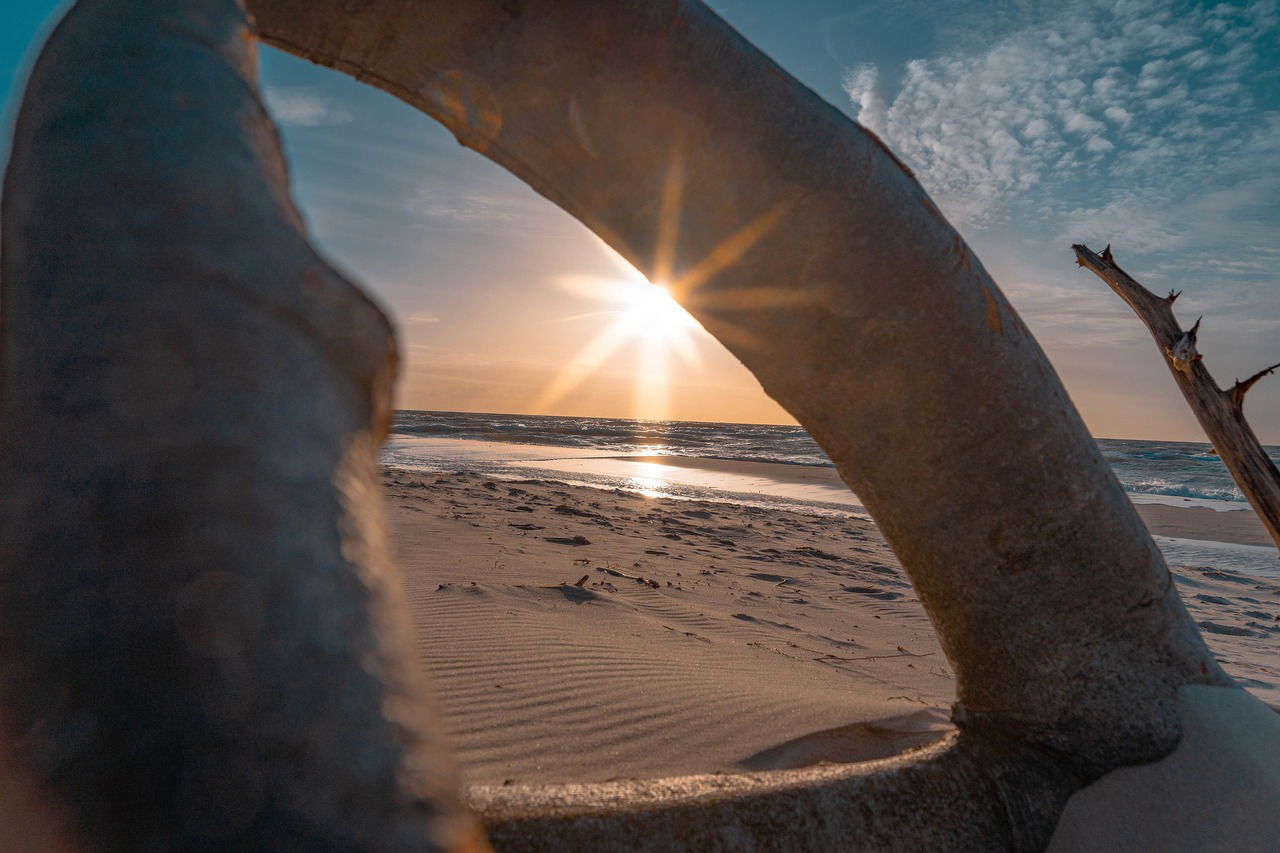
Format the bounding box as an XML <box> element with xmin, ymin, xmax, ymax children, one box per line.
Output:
<box><xmin>4</xmin><ymin>1</ymin><xmax>1279</xmax><ymax>441</ymax></box>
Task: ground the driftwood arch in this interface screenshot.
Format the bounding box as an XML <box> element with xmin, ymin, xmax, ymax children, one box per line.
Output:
<box><xmin>1</xmin><ymin>0</ymin><xmax>1276</xmax><ymax>850</ymax></box>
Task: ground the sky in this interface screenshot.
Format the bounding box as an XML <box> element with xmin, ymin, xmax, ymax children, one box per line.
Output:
<box><xmin>3</xmin><ymin>1</ymin><xmax>1278</xmax><ymax>442</ymax></box>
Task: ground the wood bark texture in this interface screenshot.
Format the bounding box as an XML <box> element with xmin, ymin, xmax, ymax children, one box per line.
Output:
<box><xmin>1073</xmin><ymin>243</ymin><xmax>1280</xmax><ymax>551</ymax></box>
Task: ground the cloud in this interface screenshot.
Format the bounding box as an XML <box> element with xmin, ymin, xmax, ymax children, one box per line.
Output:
<box><xmin>1061</xmin><ymin>193</ymin><xmax>1186</xmax><ymax>253</ymax></box>
<box><xmin>1103</xmin><ymin>106</ymin><xmax>1133</xmax><ymax>126</ymax></box>
<box><xmin>838</xmin><ymin>0</ymin><xmax>1280</xmax><ymax>423</ymax></box>
<box><xmin>262</xmin><ymin>86</ymin><xmax>353</xmax><ymax>127</ymax></box>
<box><xmin>841</xmin><ymin>0</ymin><xmax>1280</xmax><ymax>234</ymax></box>
<box><xmin>842</xmin><ymin>63</ymin><xmax>888</xmax><ymax>130</ymax></box>
<box><xmin>408</xmin><ymin>189</ymin><xmax>518</xmax><ymax>223</ymax></box>
<box><xmin>404</xmin><ymin>311</ymin><xmax>441</xmax><ymax>325</ymax></box>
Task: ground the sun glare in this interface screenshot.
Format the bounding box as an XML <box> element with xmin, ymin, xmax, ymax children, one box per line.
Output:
<box><xmin>533</xmin><ymin>256</ymin><xmax>704</xmax><ymax>419</ymax></box>
<box><xmin>533</xmin><ymin>145</ymin><xmax>792</xmax><ymax>420</ymax></box>
<box><xmin>615</xmin><ymin>279</ymin><xmax>700</xmax><ymax>342</ymax></box>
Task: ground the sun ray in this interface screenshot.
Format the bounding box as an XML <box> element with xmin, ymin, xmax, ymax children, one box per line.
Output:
<box><xmin>535</xmin><ymin>173</ymin><xmax>792</xmax><ymax>418</ymax></box>
<box><xmin>668</xmin><ymin>201</ymin><xmax>789</xmax><ymax>300</ymax></box>
<box><xmin>634</xmin><ymin>335</ymin><xmax>670</xmax><ymax>421</ymax></box>
<box><xmin>531</xmin><ymin>318</ymin><xmax>631</xmax><ymax>412</ymax></box>
<box><xmin>692</xmin><ymin>284</ymin><xmax>820</xmax><ymax>309</ymax></box>
<box><xmin>652</xmin><ymin>144</ymin><xmax>686</xmax><ymax>286</ymax></box>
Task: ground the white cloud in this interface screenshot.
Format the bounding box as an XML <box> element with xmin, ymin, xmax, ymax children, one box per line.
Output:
<box><xmin>841</xmin><ymin>0</ymin><xmax>1280</xmax><ymax>232</ymax></box>
<box><xmin>836</xmin><ymin>0</ymin><xmax>1280</xmax><ymax>393</ymax></box>
<box><xmin>1064</xmin><ymin>111</ymin><xmax>1105</xmax><ymax>134</ymax></box>
<box><xmin>1061</xmin><ymin>194</ymin><xmax>1186</xmax><ymax>253</ymax></box>
<box><xmin>1104</xmin><ymin>106</ymin><xmax>1133</xmax><ymax>126</ymax></box>
<box><xmin>409</xmin><ymin>190</ymin><xmax>517</xmax><ymax>222</ymax></box>
<box><xmin>404</xmin><ymin>311</ymin><xmax>441</xmax><ymax>325</ymax></box>
<box><xmin>1023</xmin><ymin>117</ymin><xmax>1052</xmax><ymax>139</ymax></box>
<box><xmin>262</xmin><ymin>86</ymin><xmax>353</xmax><ymax>127</ymax></box>
<box><xmin>842</xmin><ymin>62</ymin><xmax>887</xmax><ymax>130</ymax></box>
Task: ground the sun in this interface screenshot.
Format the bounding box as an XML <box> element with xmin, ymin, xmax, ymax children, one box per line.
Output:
<box><xmin>532</xmin><ymin>145</ymin><xmax>792</xmax><ymax>420</ymax></box>
<box><xmin>615</xmin><ymin>278</ymin><xmax>701</xmax><ymax>343</ymax></box>
<box><xmin>609</xmin><ymin>275</ymin><xmax>701</xmax><ymax>348</ymax></box>
<box><xmin>533</xmin><ymin>251</ymin><xmax>704</xmax><ymax>419</ymax></box>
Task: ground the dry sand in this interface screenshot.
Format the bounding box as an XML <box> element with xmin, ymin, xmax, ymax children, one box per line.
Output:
<box><xmin>383</xmin><ymin>467</ymin><xmax>1280</xmax><ymax>788</ymax></box>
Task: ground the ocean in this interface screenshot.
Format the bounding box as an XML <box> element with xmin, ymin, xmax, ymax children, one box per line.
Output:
<box><xmin>383</xmin><ymin>410</ymin><xmax>1279</xmax><ymax>578</ymax></box>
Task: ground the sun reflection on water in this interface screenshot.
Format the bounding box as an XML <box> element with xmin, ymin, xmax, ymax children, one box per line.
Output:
<box><xmin>625</xmin><ymin>474</ymin><xmax>668</xmax><ymax>498</ymax></box>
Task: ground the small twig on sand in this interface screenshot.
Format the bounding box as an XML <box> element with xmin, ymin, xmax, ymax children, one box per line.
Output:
<box><xmin>534</xmin><ymin>575</ymin><xmax>592</xmax><ymax>590</ymax></box>
<box><xmin>596</xmin><ymin>566</ymin><xmax>661</xmax><ymax>588</ymax></box>
<box><xmin>817</xmin><ymin>651</ymin><xmax>935</xmax><ymax>663</ymax></box>
<box><xmin>597</xmin><ymin>566</ymin><xmax>644</xmax><ymax>581</ymax></box>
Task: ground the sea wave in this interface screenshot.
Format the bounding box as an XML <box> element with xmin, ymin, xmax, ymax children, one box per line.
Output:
<box><xmin>391</xmin><ymin>411</ymin><xmax>1279</xmax><ymax>504</ymax></box>
<box><xmin>1123</xmin><ymin>478</ymin><xmax>1246</xmax><ymax>503</ymax></box>
<box><xmin>391</xmin><ymin>410</ymin><xmax>832</xmax><ymax>466</ymax></box>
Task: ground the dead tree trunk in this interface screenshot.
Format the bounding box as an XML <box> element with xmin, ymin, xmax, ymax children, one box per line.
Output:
<box><xmin>1073</xmin><ymin>244</ymin><xmax>1280</xmax><ymax>551</ymax></box>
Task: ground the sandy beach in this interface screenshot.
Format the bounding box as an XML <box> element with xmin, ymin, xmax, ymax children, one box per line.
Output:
<box><xmin>383</xmin><ymin>465</ymin><xmax>1280</xmax><ymax>789</ymax></box>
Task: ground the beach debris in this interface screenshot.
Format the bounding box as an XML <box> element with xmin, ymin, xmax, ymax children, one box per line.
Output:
<box><xmin>816</xmin><ymin>650</ymin><xmax>935</xmax><ymax>663</ymax></box>
<box><xmin>661</xmin><ymin>624</ymin><xmax>710</xmax><ymax>643</ymax></box>
<box><xmin>544</xmin><ymin>535</ymin><xmax>592</xmax><ymax>546</ymax></box>
<box><xmin>596</xmin><ymin>566</ymin><xmax>660</xmax><ymax>588</ymax></box>
<box><xmin>508</xmin><ymin>523</ymin><xmax>543</xmax><ymax>530</ymax></box>
<box><xmin>574</xmin><ymin>574</ymin><xmax>589</xmax><ymax>587</ymax></box>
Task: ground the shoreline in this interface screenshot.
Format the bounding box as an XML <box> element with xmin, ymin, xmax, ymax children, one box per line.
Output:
<box><xmin>384</xmin><ymin>466</ymin><xmax>1279</xmax><ymax>787</ymax></box>
<box><xmin>384</xmin><ymin>435</ymin><xmax>1273</xmax><ymax>549</ymax></box>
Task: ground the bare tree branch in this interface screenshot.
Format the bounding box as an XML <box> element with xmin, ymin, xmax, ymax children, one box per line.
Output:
<box><xmin>1229</xmin><ymin>362</ymin><xmax>1280</xmax><ymax>410</ymax></box>
<box><xmin>1073</xmin><ymin>243</ymin><xmax>1280</xmax><ymax>550</ymax></box>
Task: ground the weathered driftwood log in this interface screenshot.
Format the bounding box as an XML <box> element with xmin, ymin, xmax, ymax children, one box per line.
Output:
<box><xmin>0</xmin><ymin>1</ymin><xmax>484</xmax><ymax>850</ymax></box>
<box><xmin>1</xmin><ymin>0</ymin><xmax>1276</xmax><ymax>850</ymax></box>
<box><xmin>1073</xmin><ymin>243</ymin><xmax>1280</xmax><ymax>551</ymax></box>
<box><xmin>247</xmin><ymin>0</ymin><xmax>1225</xmax><ymax>760</ymax></box>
